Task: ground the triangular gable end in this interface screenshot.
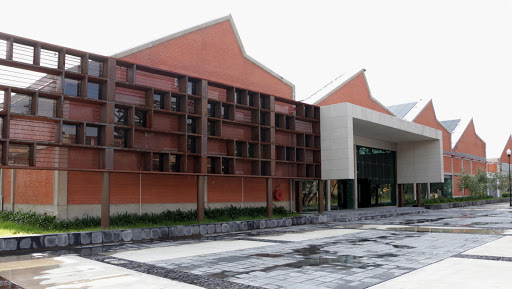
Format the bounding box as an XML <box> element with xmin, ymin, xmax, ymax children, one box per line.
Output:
<box><xmin>314</xmin><ymin>70</ymin><xmax>395</xmax><ymax>116</ymax></box>
<box><xmin>111</xmin><ymin>15</ymin><xmax>295</xmax><ymax>99</ymax></box>
<box><xmin>410</xmin><ymin>100</ymin><xmax>452</xmax><ymax>134</ymax></box>
<box><xmin>410</xmin><ymin>100</ymin><xmax>452</xmax><ymax>151</ymax></box>
<box><xmin>452</xmin><ymin>119</ymin><xmax>486</xmax><ymax>158</ymax></box>
<box><xmin>499</xmin><ymin>135</ymin><xmax>512</xmax><ymax>163</ymax></box>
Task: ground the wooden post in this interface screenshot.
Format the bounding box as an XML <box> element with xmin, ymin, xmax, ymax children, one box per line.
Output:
<box><xmin>416</xmin><ymin>183</ymin><xmax>422</xmax><ymax>207</ymax></box>
<box><xmin>318</xmin><ymin>180</ymin><xmax>324</xmax><ymax>213</ymax></box>
<box><xmin>398</xmin><ymin>184</ymin><xmax>404</xmax><ymax>207</ymax></box>
<box><xmin>197</xmin><ymin>175</ymin><xmax>205</xmax><ymax>222</ymax></box>
<box><xmin>101</xmin><ymin>172</ymin><xmax>110</xmax><ymax>229</ymax></box>
<box><xmin>266</xmin><ymin>178</ymin><xmax>273</xmax><ymax>217</ymax></box>
<box><xmin>10</xmin><ymin>169</ymin><xmax>15</xmax><ymax>211</ymax></box>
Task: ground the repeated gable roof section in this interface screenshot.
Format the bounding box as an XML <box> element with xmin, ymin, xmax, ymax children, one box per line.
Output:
<box><xmin>111</xmin><ymin>15</ymin><xmax>295</xmax><ymax>100</ymax></box>
<box><xmin>400</xmin><ymin>99</ymin><xmax>452</xmax><ymax>151</ymax></box>
<box><xmin>451</xmin><ymin>118</ymin><xmax>486</xmax><ymax>159</ymax></box>
<box><xmin>306</xmin><ymin>69</ymin><xmax>396</xmax><ymax>116</ymax></box>
<box><xmin>498</xmin><ymin>135</ymin><xmax>512</xmax><ymax>163</ymax></box>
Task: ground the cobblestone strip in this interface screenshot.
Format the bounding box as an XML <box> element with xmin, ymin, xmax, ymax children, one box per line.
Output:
<box><xmin>86</xmin><ymin>254</ymin><xmax>264</xmax><ymax>289</ymax></box>
<box><xmin>453</xmin><ymin>253</ymin><xmax>512</xmax><ymax>262</ymax></box>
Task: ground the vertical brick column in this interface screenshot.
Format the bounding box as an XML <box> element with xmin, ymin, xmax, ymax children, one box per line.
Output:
<box><xmin>297</xmin><ymin>180</ymin><xmax>303</xmax><ymax>213</ymax></box>
<box><xmin>101</xmin><ymin>172</ymin><xmax>110</xmax><ymax>229</ymax></box>
<box><xmin>197</xmin><ymin>175</ymin><xmax>205</xmax><ymax>222</ymax></box>
<box><xmin>266</xmin><ymin>178</ymin><xmax>273</xmax><ymax>217</ymax></box>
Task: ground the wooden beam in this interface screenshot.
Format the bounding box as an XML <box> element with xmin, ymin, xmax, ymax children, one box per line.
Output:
<box><xmin>101</xmin><ymin>171</ymin><xmax>110</xmax><ymax>229</ymax></box>
<box><xmin>416</xmin><ymin>183</ymin><xmax>422</xmax><ymax>207</ymax></box>
<box><xmin>266</xmin><ymin>178</ymin><xmax>273</xmax><ymax>217</ymax></box>
<box><xmin>6</xmin><ymin>38</ymin><xmax>13</xmax><ymax>61</ymax></box>
<box><xmin>398</xmin><ymin>184</ymin><xmax>404</xmax><ymax>207</ymax></box>
<box><xmin>296</xmin><ymin>180</ymin><xmax>303</xmax><ymax>213</ymax></box>
<box><xmin>33</xmin><ymin>43</ymin><xmax>41</xmax><ymax>66</ymax></box>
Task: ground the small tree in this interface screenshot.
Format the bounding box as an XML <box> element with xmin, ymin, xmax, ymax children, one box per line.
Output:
<box><xmin>456</xmin><ymin>170</ymin><xmax>473</xmax><ymax>199</ymax></box>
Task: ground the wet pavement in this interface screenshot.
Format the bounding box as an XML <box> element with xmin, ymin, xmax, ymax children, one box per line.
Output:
<box><xmin>2</xmin><ymin>203</ymin><xmax>512</xmax><ymax>288</ymax></box>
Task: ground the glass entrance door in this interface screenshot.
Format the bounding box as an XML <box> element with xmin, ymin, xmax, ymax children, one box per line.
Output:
<box><xmin>356</xmin><ymin>146</ymin><xmax>397</xmax><ymax>207</ymax></box>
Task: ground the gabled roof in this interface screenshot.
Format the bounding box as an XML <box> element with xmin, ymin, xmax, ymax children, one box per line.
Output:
<box><xmin>498</xmin><ymin>134</ymin><xmax>512</xmax><ymax>163</ymax></box>
<box><xmin>305</xmin><ymin>68</ymin><xmax>396</xmax><ymax>116</ymax></box>
<box><xmin>440</xmin><ymin>119</ymin><xmax>461</xmax><ymax>132</ymax></box>
<box><xmin>387</xmin><ymin>102</ymin><xmax>417</xmax><ymax>119</ymax></box>
<box><xmin>450</xmin><ymin>118</ymin><xmax>486</xmax><ymax>151</ymax></box>
<box><xmin>111</xmin><ymin>15</ymin><xmax>295</xmax><ymax>98</ymax></box>
<box><xmin>391</xmin><ymin>99</ymin><xmax>451</xmax><ymax>134</ymax></box>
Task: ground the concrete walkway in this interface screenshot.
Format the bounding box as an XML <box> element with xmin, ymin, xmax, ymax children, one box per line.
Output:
<box><xmin>1</xmin><ymin>203</ymin><xmax>512</xmax><ymax>288</ymax></box>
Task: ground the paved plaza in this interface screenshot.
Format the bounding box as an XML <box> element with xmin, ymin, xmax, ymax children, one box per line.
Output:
<box><xmin>2</xmin><ymin>203</ymin><xmax>512</xmax><ymax>288</ymax></box>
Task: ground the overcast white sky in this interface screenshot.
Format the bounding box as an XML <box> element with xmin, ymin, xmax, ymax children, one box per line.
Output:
<box><xmin>2</xmin><ymin>0</ymin><xmax>511</xmax><ymax>158</ymax></box>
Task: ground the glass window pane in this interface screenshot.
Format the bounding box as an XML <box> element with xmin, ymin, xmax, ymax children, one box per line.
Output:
<box><xmin>38</xmin><ymin>97</ymin><xmax>56</xmax><ymax>117</ymax></box>
<box><xmin>87</xmin><ymin>82</ymin><xmax>102</xmax><ymax>99</ymax></box>
<box><xmin>10</xmin><ymin>93</ymin><xmax>31</xmax><ymax>114</ymax></box>
<box><xmin>62</xmin><ymin>124</ymin><xmax>77</xmax><ymax>144</ymax></box>
<box><xmin>86</xmin><ymin>126</ymin><xmax>100</xmax><ymax>146</ymax></box>
<box><xmin>64</xmin><ymin>78</ymin><xmax>80</xmax><ymax>96</ymax></box>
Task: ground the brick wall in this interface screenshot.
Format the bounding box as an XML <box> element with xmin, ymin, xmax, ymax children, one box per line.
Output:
<box><xmin>316</xmin><ymin>73</ymin><xmax>392</xmax><ymax>115</ymax></box>
<box><xmin>120</xmin><ymin>20</ymin><xmax>293</xmax><ymax>99</ymax></box>
<box><xmin>1</xmin><ymin>169</ymin><xmax>53</xmax><ymax>205</ymax></box>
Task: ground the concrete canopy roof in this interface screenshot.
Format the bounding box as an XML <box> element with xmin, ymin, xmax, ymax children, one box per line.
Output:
<box><xmin>353</xmin><ymin>118</ymin><xmax>439</xmax><ymax>143</ymax></box>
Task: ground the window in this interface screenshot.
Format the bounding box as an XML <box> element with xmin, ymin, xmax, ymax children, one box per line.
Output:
<box><xmin>8</xmin><ymin>144</ymin><xmax>30</xmax><ymax>166</ymax></box>
<box><xmin>86</xmin><ymin>126</ymin><xmax>100</xmax><ymax>146</ymax></box>
<box><xmin>114</xmin><ymin>107</ymin><xmax>128</xmax><ymax>125</ymax></box>
<box><xmin>248</xmin><ymin>143</ymin><xmax>255</xmax><ymax>158</ymax></box>
<box><xmin>222</xmin><ymin>105</ymin><xmax>229</xmax><ymax>119</ymax></box>
<box><xmin>38</xmin><ymin>97</ymin><xmax>56</xmax><ymax>117</ymax></box>
<box><xmin>248</xmin><ymin>93</ymin><xmax>254</xmax><ymax>106</ymax></box>
<box><xmin>260</xmin><ymin>128</ymin><xmax>267</xmax><ymax>142</ymax></box>
<box><xmin>285</xmin><ymin>147</ymin><xmax>291</xmax><ymax>161</ymax></box>
<box><xmin>171</xmin><ymin>96</ymin><xmax>180</xmax><ymax>111</ymax></box>
<box><xmin>222</xmin><ymin>158</ymin><xmax>230</xmax><ymax>174</ymax></box>
<box><xmin>114</xmin><ymin>128</ymin><xmax>128</xmax><ymax>148</ymax></box>
<box><xmin>10</xmin><ymin>93</ymin><xmax>31</xmax><ymax>114</ymax></box>
<box><xmin>187</xmin><ymin>137</ymin><xmax>197</xmax><ymax>153</ymax></box>
<box><xmin>152</xmin><ymin>153</ymin><xmax>164</xmax><ymax>172</ymax></box>
<box><xmin>207</xmin><ymin>157</ymin><xmax>216</xmax><ymax>174</ymax></box>
<box><xmin>154</xmin><ymin>93</ymin><xmax>164</xmax><ymax>109</ymax></box>
<box><xmin>170</xmin><ymin>154</ymin><xmax>180</xmax><ymax>172</ymax></box>
<box><xmin>62</xmin><ymin>124</ymin><xmax>78</xmax><ymax>144</ymax></box>
<box><xmin>187</xmin><ymin>118</ymin><xmax>196</xmax><ymax>134</ymax></box>
<box><xmin>64</xmin><ymin>78</ymin><xmax>80</xmax><ymax>96</ymax></box>
<box><xmin>260</xmin><ymin>96</ymin><xmax>267</xmax><ymax>109</ymax></box>
<box><xmin>207</xmin><ymin>121</ymin><xmax>216</xmax><ymax>136</ymax></box>
<box><xmin>275</xmin><ymin>115</ymin><xmax>281</xmax><ymax>128</ymax></box>
<box><xmin>236</xmin><ymin>91</ymin><xmax>242</xmax><ymax>104</ymax></box>
<box><xmin>88</xmin><ymin>60</ymin><xmax>103</xmax><ymax>77</ymax></box>
<box><xmin>134</xmin><ymin>110</ymin><xmax>147</xmax><ymax>127</ymax></box>
<box><xmin>87</xmin><ymin>82</ymin><xmax>102</xmax><ymax>99</ymax></box>
<box><xmin>286</xmin><ymin>117</ymin><xmax>291</xmax><ymax>129</ymax></box>
<box><xmin>187</xmin><ymin>80</ymin><xmax>197</xmax><ymax>95</ymax></box>
<box><xmin>236</xmin><ymin>142</ymin><xmax>243</xmax><ymax>157</ymax></box>
<box><xmin>207</xmin><ymin>103</ymin><xmax>216</xmax><ymax>117</ymax></box>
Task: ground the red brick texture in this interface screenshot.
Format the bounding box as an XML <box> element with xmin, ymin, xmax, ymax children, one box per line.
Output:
<box><xmin>120</xmin><ymin>20</ymin><xmax>293</xmax><ymax>99</ymax></box>
<box><xmin>316</xmin><ymin>73</ymin><xmax>393</xmax><ymax>115</ymax></box>
<box><xmin>452</xmin><ymin>120</ymin><xmax>486</xmax><ymax>158</ymax></box>
<box><xmin>499</xmin><ymin>136</ymin><xmax>512</xmax><ymax>164</ymax></box>
<box><xmin>412</xmin><ymin>101</ymin><xmax>451</xmax><ymax>152</ymax></box>
<box><xmin>0</xmin><ymin>169</ymin><xmax>53</xmax><ymax>205</ymax></box>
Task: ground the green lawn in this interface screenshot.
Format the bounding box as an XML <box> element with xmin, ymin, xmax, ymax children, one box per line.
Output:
<box><xmin>0</xmin><ymin>213</ymin><xmax>299</xmax><ymax>237</ymax></box>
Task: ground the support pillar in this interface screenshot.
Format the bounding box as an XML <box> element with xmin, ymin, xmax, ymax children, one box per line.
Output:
<box><xmin>101</xmin><ymin>172</ymin><xmax>110</xmax><ymax>229</ymax></box>
<box><xmin>325</xmin><ymin>180</ymin><xmax>331</xmax><ymax>211</ymax></box>
<box><xmin>54</xmin><ymin>171</ymin><xmax>68</xmax><ymax>220</ymax></box>
<box><xmin>197</xmin><ymin>176</ymin><xmax>205</xmax><ymax>222</ymax></box>
<box><xmin>0</xmin><ymin>169</ymin><xmax>3</xmax><ymax>211</ymax></box>
<box><xmin>398</xmin><ymin>184</ymin><xmax>404</xmax><ymax>207</ymax></box>
<box><xmin>266</xmin><ymin>178</ymin><xmax>273</xmax><ymax>217</ymax></box>
<box><xmin>10</xmin><ymin>169</ymin><xmax>15</xmax><ymax>211</ymax></box>
<box><xmin>416</xmin><ymin>183</ymin><xmax>422</xmax><ymax>207</ymax></box>
<box><xmin>318</xmin><ymin>180</ymin><xmax>324</xmax><ymax>213</ymax></box>
<box><xmin>296</xmin><ymin>180</ymin><xmax>303</xmax><ymax>213</ymax></box>
<box><xmin>426</xmin><ymin>183</ymin><xmax>431</xmax><ymax>199</ymax></box>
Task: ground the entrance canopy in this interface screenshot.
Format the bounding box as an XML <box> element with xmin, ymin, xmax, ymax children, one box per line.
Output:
<box><xmin>320</xmin><ymin>103</ymin><xmax>443</xmax><ymax>184</ymax></box>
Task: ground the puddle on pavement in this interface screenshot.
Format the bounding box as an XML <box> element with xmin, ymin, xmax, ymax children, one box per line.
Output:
<box><xmin>372</xmin><ymin>253</ymin><xmax>399</xmax><ymax>258</ymax></box>
<box><xmin>251</xmin><ymin>253</ymin><xmax>284</xmax><ymax>258</ymax></box>
<box><xmin>388</xmin><ymin>227</ymin><xmax>504</xmax><ymax>235</ymax></box>
<box><xmin>401</xmin><ymin>218</ymin><xmax>447</xmax><ymax>225</ymax></box>
<box><xmin>392</xmin><ymin>244</ymin><xmax>415</xmax><ymax>249</ymax></box>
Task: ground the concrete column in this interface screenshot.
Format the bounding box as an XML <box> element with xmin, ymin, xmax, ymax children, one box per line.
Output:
<box><xmin>318</xmin><ymin>180</ymin><xmax>324</xmax><ymax>214</ymax></box>
<box><xmin>297</xmin><ymin>180</ymin><xmax>303</xmax><ymax>213</ymax></box>
<box><xmin>416</xmin><ymin>183</ymin><xmax>422</xmax><ymax>207</ymax></box>
<box><xmin>266</xmin><ymin>178</ymin><xmax>273</xmax><ymax>217</ymax></box>
<box><xmin>353</xmin><ymin>144</ymin><xmax>358</xmax><ymax>209</ymax></box>
<box><xmin>10</xmin><ymin>169</ymin><xmax>15</xmax><ymax>211</ymax></box>
<box><xmin>427</xmin><ymin>183</ymin><xmax>431</xmax><ymax>199</ymax></box>
<box><xmin>54</xmin><ymin>171</ymin><xmax>68</xmax><ymax>220</ymax></box>
<box><xmin>398</xmin><ymin>184</ymin><xmax>404</xmax><ymax>207</ymax></box>
<box><xmin>101</xmin><ymin>172</ymin><xmax>110</xmax><ymax>229</ymax></box>
<box><xmin>197</xmin><ymin>176</ymin><xmax>205</xmax><ymax>222</ymax></box>
<box><xmin>413</xmin><ymin>182</ymin><xmax>417</xmax><ymax>200</ymax></box>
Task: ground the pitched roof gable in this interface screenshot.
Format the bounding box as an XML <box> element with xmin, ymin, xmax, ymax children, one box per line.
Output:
<box><xmin>310</xmin><ymin>69</ymin><xmax>396</xmax><ymax>116</ymax></box>
<box><xmin>111</xmin><ymin>15</ymin><xmax>295</xmax><ymax>99</ymax></box>
<box><xmin>499</xmin><ymin>135</ymin><xmax>512</xmax><ymax>163</ymax></box>
<box><xmin>451</xmin><ymin>118</ymin><xmax>486</xmax><ymax>156</ymax></box>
